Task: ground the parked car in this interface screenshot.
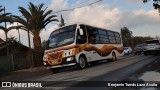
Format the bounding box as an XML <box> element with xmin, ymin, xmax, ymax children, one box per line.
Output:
<box><xmin>144</xmin><ymin>39</ymin><xmax>160</xmax><ymax>55</ymax></box>
<box><xmin>123</xmin><ymin>47</ymin><xmax>132</xmax><ymax>54</ymax></box>
<box><xmin>133</xmin><ymin>44</ymin><xmax>144</xmax><ymax>55</ymax></box>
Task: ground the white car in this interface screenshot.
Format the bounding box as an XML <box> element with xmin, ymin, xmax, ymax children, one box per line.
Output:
<box><xmin>144</xmin><ymin>39</ymin><xmax>160</xmax><ymax>55</ymax></box>
<box><xmin>123</xmin><ymin>47</ymin><xmax>132</xmax><ymax>54</ymax></box>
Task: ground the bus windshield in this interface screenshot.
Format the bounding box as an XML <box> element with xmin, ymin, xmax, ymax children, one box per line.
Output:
<box><xmin>48</xmin><ymin>25</ymin><xmax>76</xmax><ymax>48</ymax></box>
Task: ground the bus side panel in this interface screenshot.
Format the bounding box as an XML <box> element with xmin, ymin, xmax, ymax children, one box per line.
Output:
<box><xmin>75</xmin><ymin>44</ymin><xmax>124</xmax><ymax>63</ymax></box>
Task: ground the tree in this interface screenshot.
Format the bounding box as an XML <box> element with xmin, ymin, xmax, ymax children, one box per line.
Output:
<box><xmin>59</xmin><ymin>14</ymin><xmax>65</xmax><ymax>27</ymax></box>
<box><xmin>8</xmin><ymin>24</ymin><xmax>22</xmax><ymax>42</ymax></box>
<box><xmin>132</xmin><ymin>36</ymin><xmax>152</xmax><ymax>47</ymax></box>
<box><xmin>12</xmin><ymin>2</ymin><xmax>59</xmax><ymax>49</ymax></box>
<box><xmin>0</xmin><ymin>6</ymin><xmax>14</xmax><ymax>55</ymax></box>
<box><xmin>120</xmin><ymin>26</ymin><xmax>133</xmax><ymax>47</ymax></box>
<box><xmin>0</xmin><ymin>6</ymin><xmax>13</xmax><ymax>40</ymax></box>
<box><xmin>143</xmin><ymin>0</ymin><xmax>160</xmax><ymax>13</ymax></box>
<box><xmin>0</xmin><ymin>26</ymin><xmax>9</xmax><ymax>41</ymax></box>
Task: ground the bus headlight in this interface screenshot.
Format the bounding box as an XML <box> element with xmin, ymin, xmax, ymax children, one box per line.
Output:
<box><xmin>66</xmin><ymin>57</ymin><xmax>73</xmax><ymax>62</ymax></box>
<box><xmin>43</xmin><ymin>62</ymin><xmax>47</xmax><ymax>65</ymax></box>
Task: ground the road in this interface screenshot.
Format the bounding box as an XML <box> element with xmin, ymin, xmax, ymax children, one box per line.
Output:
<box><xmin>1</xmin><ymin>54</ymin><xmax>160</xmax><ymax>90</ymax></box>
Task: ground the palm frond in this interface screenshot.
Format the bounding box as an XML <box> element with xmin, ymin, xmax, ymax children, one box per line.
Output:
<box><xmin>0</xmin><ymin>9</ymin><xmax>4</xmax><ymax>12</ymax></box>
<box><xmin>12</xmin><ymin>15</ymin><xmax>27</xmax><ymax>27</ymax></box>
<box><xmin>18</xmin><ymin>7</ymin><xmax>32</xmax><ymax>21</ymax></box>
<box><xmin>0</xmin><ymin>16</ymin><xmax>14</xmax><ymax>23</ymax></box>
<box><xmin>0</xmin><ymin>25</ymin><xmax>9</xmax><ymax>33</ymax></box>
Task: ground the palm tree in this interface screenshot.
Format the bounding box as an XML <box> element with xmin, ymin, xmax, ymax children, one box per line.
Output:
<box><xmin>0</xmin><ymin>6</ymin><xmax>14</xmax><ymax>55</ymax></box>
<box><xmin>7</xmin><ymin>24</ymin><xmax>23</xmax><ymax>42</ymax></box>
<box><xmin>12</xmin><ymin>2</ymin><xmax>58</xmax><ymax>49</ymax></box>
<box><xmin>0</xmin><ymin>6</ymin><xmax>13</xmax><ymax>40</ymax></box>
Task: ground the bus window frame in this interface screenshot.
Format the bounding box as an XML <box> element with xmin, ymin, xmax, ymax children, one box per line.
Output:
<box><xmin>76</xmin><ymin>25</ymin><xmax>87</xmax><ymax>44</ymax></box>
<box><xmin>86</xmin><ymin>25</ymin><xmax>121</xmax><ymax>45</ymax></box>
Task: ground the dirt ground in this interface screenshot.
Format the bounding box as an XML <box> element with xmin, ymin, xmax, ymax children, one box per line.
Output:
<box><xmin>0</xmin><ymin>67</ymin><xmax>50</xmax><ymax>81</ymax></box>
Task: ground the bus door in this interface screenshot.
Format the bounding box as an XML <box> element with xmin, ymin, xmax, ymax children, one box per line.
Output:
<box><xmin>86</xmin><ymin>26</ymin><xmax>100</xmax><ymax>61</ymax></box>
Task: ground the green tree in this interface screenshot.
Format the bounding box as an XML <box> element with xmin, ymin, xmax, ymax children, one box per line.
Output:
<box><xmin>143</xmin><ymin>0</ymin><xmax>160</xmax><ymax>13</ymax></box>
<box><xmin>12</xmin><ymin>2</ymin><xmax>58</xmax><ymax>49</ymax></box>
<box><xmin>0</xmin><ymin>6</ymin><xmax>14</xmax><ymax>55</ymax></box>
<box><xmin>0</xmin><ymin>6</ymin><xmax>13</xmax><ymax>41</ymax></box>
<box><xmin>120</xmin><ymin>26</ymin><xmax>133</xmax><ymax>47</ymax></box>
<box><xmin>132</xmin><ymin>36</ymin><xmax>152</xmax><ymax>47</ymax></box>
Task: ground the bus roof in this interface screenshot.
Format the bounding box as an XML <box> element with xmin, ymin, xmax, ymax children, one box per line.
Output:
<box><xmin>60</xmin><ymin>23</ymin><xmax>120</xmax><ymax>33</ymax></box>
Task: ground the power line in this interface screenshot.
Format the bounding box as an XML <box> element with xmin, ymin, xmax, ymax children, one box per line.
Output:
<box><xmin>72</xmin><ymin>0</ymin><xmax>89</xmax><ymax>7</ymax></box>
<box><xmin>52</xmin><ymin>0</ymin><xmax>103</xmax><ymax>14</ymax></box>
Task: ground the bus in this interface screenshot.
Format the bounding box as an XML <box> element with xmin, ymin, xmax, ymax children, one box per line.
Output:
<box><xmin>43</xmin><ymin>24</ymin><xmax>124</xmax><ymax>72</ymax></box>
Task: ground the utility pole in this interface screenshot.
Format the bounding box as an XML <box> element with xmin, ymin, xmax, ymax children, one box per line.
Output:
<box><xmin>17</xmin><ymin>23</ymin><xmax>21</xmax><ymax>42</ymax></box>
<box><xmin>4</xmin><ymin>6</ymin><xmax>9</xmax><ymax>55</ymax></box>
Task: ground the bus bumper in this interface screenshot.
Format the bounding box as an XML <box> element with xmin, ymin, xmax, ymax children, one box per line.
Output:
<box><xmin>44</xmin><ymin>55</ymin><xmax>77</xmax><ymax>69</ymax></box>
<box><xmin>47</xmin><ymin>63</ymin><xmax>77</xmax><ymax>69</ymax></box>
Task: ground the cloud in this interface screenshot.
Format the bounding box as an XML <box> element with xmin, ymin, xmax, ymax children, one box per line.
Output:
<box><xmin>0</xmin><ymin>23</ymin><xmax>33</xmax><ymax>47</ymax></box>
<box><xmin>40</xmin><ymin>25</ymin><xmax>58</xmax><ymax>41</ymax></box>
<box><xmin>124</xmin><ymin>0</ymin><xmax>142</xmax><ymax>3</ymax></box>
<box><xmin>1</xmin><ymin>0</ymin><xmax>160</xmax><ymax>47</ymax></box>
<box><xmin>65</xmin><ymin>3</ymin><xmax>160</xmax><ymax>31</ymax></box>
<box><xmin>49</xmin><ymin>0</ymin><xmax>69</xmax><ymax>12</ymax></box>
<box><xmin>46</xmin><ymin>0</ymin><xmax>160</xmax><ymax>37</ymax></box>
<box><xmin>118</xmin><ymin>9</ymin><xmax>160</xmax><ymax>28</ymax></box>
<box><xmin>67</xmin><ymin>4</ymin><xmax>121</xmax><ymax>30</ymax></box>
<box><xmin>0</xmin><ymin>23</ymin><xmax>21</xmax><ymax>40</ymax></box>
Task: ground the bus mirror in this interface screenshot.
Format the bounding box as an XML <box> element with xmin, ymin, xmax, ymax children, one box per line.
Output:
<box><xmin>77</xmin><ymin>25</ymin><xmax>80</xmax><ymax>29</ymax></box>
<box><xmin>79</xmin><ymin>29</ymin><xmax>84</xmax><ymax>35</ymax></box>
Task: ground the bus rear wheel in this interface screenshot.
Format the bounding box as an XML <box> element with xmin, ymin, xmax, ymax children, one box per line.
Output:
<box><xmin>77</xmin><ymin>56</ymin><xmax>86</xmax><ymax>69</ymax></box>
<box><xmin>111</xmin><ymin>53</ymin><xmax>117</xmax><ymax>61</ymax></box>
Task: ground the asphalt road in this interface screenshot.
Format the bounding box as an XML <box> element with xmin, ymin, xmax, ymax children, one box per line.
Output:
<box><xmin>1</xmin><ymin>54</ymin><xmax>160</xmax><ymax>90</ymax></box>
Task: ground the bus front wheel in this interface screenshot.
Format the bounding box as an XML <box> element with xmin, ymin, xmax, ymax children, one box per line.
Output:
<box><xmin>77</xmin><ymin>56</ymin><xmax>87</xmax><ymax>69</ymax></box>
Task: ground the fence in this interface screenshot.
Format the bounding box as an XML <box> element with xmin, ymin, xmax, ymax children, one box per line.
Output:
<box><xmin>0</xmin><ymin>51</ymin><xmax>44</xmax><ymax>75</ymax></box>
<box><xmin>0</xmin><ymin>55</ymin><xmax>12</xmax><ymax>74</ymax></box>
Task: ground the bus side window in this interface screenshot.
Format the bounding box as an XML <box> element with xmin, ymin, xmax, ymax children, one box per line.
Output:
<box><xmin>87</xmin><ymin>26</ymin><xmax>99</xmax><ymax>44</ymax></box>
<box><xmin>76</xmin><ymin>25</ymin><xmax>87</xmax><ymax>44</ymax></box>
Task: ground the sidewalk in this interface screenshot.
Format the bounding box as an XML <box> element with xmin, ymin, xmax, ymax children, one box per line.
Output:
<box><xmin>0</xmin><ymin>67</ymin><xmax>50</xmax><ymax>81</ymax></box>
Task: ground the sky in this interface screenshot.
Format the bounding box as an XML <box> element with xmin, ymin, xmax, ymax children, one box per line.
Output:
<box><xmin>0</xmin><ymin>0</ymin><xmax>160</xmax><ymax>47</ymax></box>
